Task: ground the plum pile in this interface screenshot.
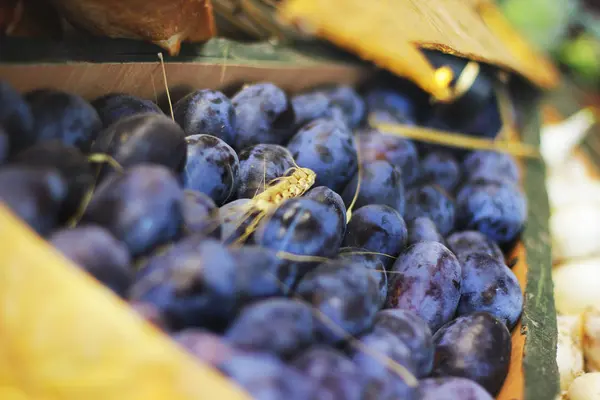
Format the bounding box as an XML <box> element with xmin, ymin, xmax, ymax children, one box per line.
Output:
<box><xmin>0</xmin><ymin>78</ymin><xmax>526</xmax><ymax>399</ymax></box>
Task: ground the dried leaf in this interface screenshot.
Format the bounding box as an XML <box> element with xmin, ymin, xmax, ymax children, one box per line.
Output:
<box><xmin>279</xmin><ymin>0</ymin><xmax>559</xmax><ymax>100</ymax></box>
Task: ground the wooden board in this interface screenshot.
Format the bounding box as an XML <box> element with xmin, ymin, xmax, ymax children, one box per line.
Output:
<box><xmin>0</xmin><ymin>204</ymin><xmax>250</xmax><ymax>400</ymax></box>
<box><xmin>497</xmin><ymin>243</ymin><xmax>527</xmax><ymax>400</ymax></box>
<box><xmin>0</xmin><ymin>52</ymin><xmax>557</xmax><ymax>399</ymax></box>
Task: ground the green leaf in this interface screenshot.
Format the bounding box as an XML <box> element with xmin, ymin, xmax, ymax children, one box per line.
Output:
<box><xmin>499</xmin><ymin>0</ymin><xmax>577</xmax><ymax>52</ymax></box>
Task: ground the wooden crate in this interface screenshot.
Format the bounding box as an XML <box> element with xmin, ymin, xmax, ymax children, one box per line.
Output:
<box><xmin>0</xmin><ymin>37</ymin><xmax>558</xmax><ymax>399</ymax></box>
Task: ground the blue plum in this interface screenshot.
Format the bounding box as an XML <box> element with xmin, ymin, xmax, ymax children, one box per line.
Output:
<box><xmin>295</xmin><ymin>260</ymin><xmax>380</xmax><ymax>343</ymax></box>
<box><xmin>463</xmin><ymin>150</ymin><xmax>520</xmax><ymax>185</ymax></box>
<box><xmin>373</xmin><ymin>309</ymin><xmax>434</xmax><ymax>378</ymax></box>
<box><xmin>338</xmin><ymin>247</ymin><xmax>389</xmax><ymax>306</ymax></box>
<box><xmin>225</xmin><ymin>298</ymin><xmax>315</xmax><ymax>357</ymax></box>
<box><xmin>236</xmin><ymin>144</ymin><xmax>295</xmax><ymax>199</ymax></box>
<box><xmin>0</xmin><ymin>81</ymin><xmax>34</xmax><ymax>155</ymax></box>
<box><xmin>229</xmin><ymin>245</ymin><xmax>297</xmax><ymax>299</ymax></box>
<box><xmin>130</xmin><ymin>238</ymin><xmax>238</xmax><ymax>330</ymax></box>
<box><xmin>254</xmin><ymin>198</ymin><xmax>344</xmax><ymax>262</ymax></box>
<box><xmin>182</xmin><ymin>134</ymin><xmax>239</xmax><ymax>206</ymax></box>
<box><xmin>173</xmin><ymin>89</ymin><xmax>236</xmax><ymax>145</ymax></box>
<box><xmin>287</xmin><ymin>118</ymin><xmax>357</xmax><ymax>192</ymax></box>
<box><xmin>50</xmin><ymin>225</ymin><xmax>132</xmax><ymax>297</ymax></box>
<box><xmin>91</xmin><ymin>93</ymin><xmax>163</xmax><ymax>128</ymax></box>
<box><xmin>318</xmin><ymin>85</ymin><xmax>365</xmax><ymax>128</ymax></box>
<box><xmin>181</xmin><ymin>190</ymin><xmax>219</xmax><ymax>238</ymax></box>
<box><xmin>365</xmin><ymin>88</ymin><xmax>417</xmax><ymax>125</ymax></box>
<box><xmin>91</xmin><ymin>113</ymin><xmax>187</xmax><ymax>178</ymax></box>
<box><xmin>406</xmin><ymin>217</ymin><xmax>444</xmax><ymax>246</ymax></box>
<box><xmin>291</xmin><ymin>91</ymin><xmax>334</xmax><ymax>128</ymax></box>
<box><xmin>445</xmin><ymin>230</ymin><xmax>505</xmax><ymax>265</ymax></box>
<box><xmin>231</xmin><ymin>82</ymin><xmax>295</xmax><ymax>151</ymax></box>
<box><xmin>352</xmin><ymin>331</ymin><xmax>417</xmax><ymax>400</ymax></box>
<box><xmin>305</xmin><ymin>185</ymin><xmax>347</xmax><ymax>240</ymax></box>
<box><xmin>456</xmin><ymin>181</ymin><xmax>527</xmax><ymax>246</ymax></box>
<box><xmin>386</xmin><ymin>241</ymin><xmax>462</xmax><ymax>332</ymax></box>
<box><xmin>82</xmin><ymin>165</ymin><xmax>183</xmax><ymax>257</ymax></box>
<box><xmin>418</xmin><ymin>377</ymin><xmax>494</xmax><ymax>400</ymax></box>
<box><xmin>419</xmin><ymin>151</ymin><xmax>460</xmax><ymax>193</ymax></box>
<box><xmin>341</xmin><ymin>160</ymin><xmax>405</xmax><ymax>216</ymax></box>
<box><xmin>405</xmin><ymin>184</ymin><xmax>455</xmax><ymax>236</ymax></box>
<box><xmin>342</xmin><ymin>204</ymin><xmax>407</xmax><ymax>258</ymax></box>
<box><xmin>12</xmin><ymin>141</ymin><xmax>94</xmax><ymax>223</ymax></box>
<box><xmin>461</xmin><ymin>96</ymin><xmax>503</xmax><ymax>139</ymax></box>
<box><xmin>357</xmin><ymin>131</ymin><xmax>420</xmax><ymax>187</ymax></box>
<box><xmin>26</xmin><ymin>89</ymin><xmax>101</xmax><ymax>152</ymax></box>
<box><xmin>173</xmin><ymin>329</ymin><xmax>239</xmax><ymax>368</ymax></box>
<box><xmin>457</xmin><ymin>253</ymin><xmax>523</xmax><ymax>329</ymax></box>
<box><xmin>220</xmin><ymin>353</ymin><xmax>315</xmax><ymax>400</ymax></box>
<box><xmin>0</xmin><ymin>166</ymin><xmax>66</xmax><ymax>236</ymax></box>
<box><xmin>292</xmin><ymin>346</ymin><xmax>364</xmax><ymax>400</ymax></box>
<box><xmin>432</xmin><ymin>312</ymin><xmax>512</xmax><ymax>395</ymax></box>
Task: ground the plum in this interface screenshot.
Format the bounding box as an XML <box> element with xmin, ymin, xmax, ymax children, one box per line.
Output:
<box><xmin>92</xmin><ymin>93</ymin><xmax>163</xmax><ymax>128</ymax></box>
<box><xmin>91</xmin><ymin>113</ymin><xmax>187</xmax><ymax>178</ymax></box>
<box><xmin>432</xmin><ymin>312</ymin><xmax>512</xmax><ymax>395</ymax></box>
<box><xmin>183</xmin><ymin>134</ymin><xmax>239</xmax><ymax>205</ymax></box>
<box><xmin>173</xmin><ymin>89</ymin><xmax>236</xmax><ymax>145</ymax></box>
<box><xmin>26</xmin><ymin>89</ymin><xmax>101</xmax><ymax>152</ymax></box>
<box><xmin>0</xmin><ymin>166</ymin><xmax>67</xmax><ymax>236</ymax></box>
<box><xmin>386</xmin><ymin>242</ymin><xmax>462</xmax><ymax>332</ymax></box>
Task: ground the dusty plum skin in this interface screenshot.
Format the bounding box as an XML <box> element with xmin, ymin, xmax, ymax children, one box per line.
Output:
<box><xmin>173</xmin><ymin>89</ymin><xmax>236</xmax><ymax>145</ymax></box>
<box><xmin>295</xmin><ymin>260</ymin><xmax>380</xmax><ymax>343</ymax></box>
<box><xmin>226</xmin><ymin>298</ymin><xmax>315</xmax><ymax>358</ymax></box>
<box><xmin>404</xmin><ymin>184</ymin><xmax>455</xmax><ymax>236</ymax></box>
<box><xmin>305</xmin><ymin>186</ymin><xmax>348</xmax><ymax>241</ymax></box>
<box><xmin>50</xmin><ymin>225</ymin><xmax>132</xmax><ymax>297</ymax></box>
<box><xmin>221</xmin><ymin>353</ymin><xmax>316</xmax><ymax>400</ymax></box>
<box><xmin>82</xmin><ymin>165</ymin><xmax>184</xmax><ymax>257</ymax></box>
<box><xmin>337</xmin><ymin>247</ymin><xmax>389</xmax><ymax>306</ymax></box>
<box><xmin>92</xmin><ymin>93</ymin><xmax>163</xmax><ymax>128</ymax></box>
<box><xmin>231</xmin><ymin>83</ymin><xmax>296</xmax><ymax>151</ymax></box>
<box><xmin>254</xmin><ymin>198</ymin><xmax>344</xmax><ymax>261</ymax></box>
<box><xmin>455</xmin><ymin>180</ymin><xmax>527</xmax><ymax>247</ymax></box>
<box><xmin>181</xmin><ymin>190</ymin><xmax>219</xmax><ymax>238</ymax></box>
<box><xmin>183</xmin><ymin>134</ymin><xmax>239</xmax><ymax>206</ymax></box>
<box><xmin>352</xmin><ymin>330</ymin><xmax>417</xmax><ymax>400</ymax></box>
<box><xmin>372</xmin><ymin>309</ymin><xmax>434</xmax><ymax>377</ymax></box>
<box><xmin>357</xmin><ymin>130</ymin><xmax>420</xmax><ymax>187</ymax></box>
<box><xmin>288</xmin><ymin>118</ymin><xmax>358</xmax><ymax>193</ymax></box>
<box><xmin>407</xmin><ymin>217</ymin><xmax>444</xmax><ymax>246</ymax></box>
<box><xmin>418</xmin><ymin>151</ymin><xmax>461</xmax><ymax>193</ymax></box>
<box><xmin>341</xmin><ymin>160</ymin><xmax>406</xmax><ymax>216</ymax></box>
<box><xmin>342</xmin><ymin>204</ymin><xmax>408</xmax><ymax>258</ymax></box>
<box><xmin>418</xmin><ymin>377</ymin><xmax>494</xmax><ymax>400</ymax></box>
<box><xmin>292</xmin><ymin>346</ymin><xmax>364</xmax><ymax>400</ymax></box>
<box><xmin>91</xmin><ymin>113</ymin><xmax>187</xmax><ymax>179</ymax></box>
<box><xmin>432</xmin><ymin>312</ymin><xmax>512</xmax><ymax>396</ymax></box>
<box><xmin>385</xmin><ymin>241</ymin><xmax>461</xmax><ymax>332</ymax></box>
<box><xmin>446</xmin><ymin>230</ymin><xmax>505</xmax><ymax>265</ymax></box>
<box><xmin>0</xmin><ymin>166</ymin><xmax>67</xmax><ymax>236</ymax></box>
<box><xmin>236</xmin><ymin>144</ymin><xmax>295</xmax><ymax>199</ymax></box>
<box><xmin>456</xmin><ymin>253</ymin><xmax>523</xmax><ymax>329</ymax></box>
